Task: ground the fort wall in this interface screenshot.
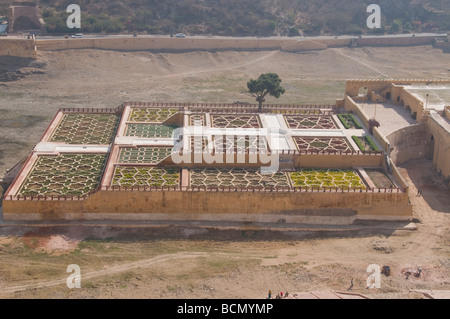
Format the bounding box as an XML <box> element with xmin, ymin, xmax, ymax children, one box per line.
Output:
<box><xmin>387</xmin><ymin>124</ymin><xmax>428</xmax><ymax>164</ymax></box>
<box><xmin>425</xmin><ymin>113</ymin><xmax>450</xmax><ymax>179</ymax></box>
<box><xmin>8</xmin><ymin>5</ymin><xmax>45</xmax><ymax>33</ymax></box>
<box><xmin>355</xmin><ymin>36</ymin><xmax>434</xmax><ymax>47</ymax></box>
<box><xmin>2</xmin><ymin>188</ymin><xmax>412</xmax><ymax>222</ymax></box>
<box><xmin>2</xmin><ymin>34</ymin><xmax>441</xmax><ymax>60</ymax></box>
<box><xmin>0</xmin><ymin>38</ymin><xmax>37</xmax><ymax>58</ymax></box>
<box><xmin>34</xmin><ymin>35</ymin><xmax>439</xmax><ymax>53</ymax></box>
<box><xmin>35</xmin><ymin>37</ymin><xmax>328</xmax><ymax>53</ymax></box>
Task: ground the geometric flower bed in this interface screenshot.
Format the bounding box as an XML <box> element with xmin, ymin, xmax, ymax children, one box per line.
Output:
<box><xmin>118</xmin><ymin>147</ymin><xmax>173</xmax><ymax>164</ymax></box>
<box><xmin>338</xmin><ymin>114</ymin><xmax>362</xmax><ymax>129</ymax></box>
<box><xmin>128</xmin><ymin>108</ymin><xmax>179</xmax><ymax>123</ymax></box>
<box><xmin>352</xmin><ymin>136</ymin><xmax>381</xmax><ymax>152</ymax></box>
<box><xmin>293</xmin><ymin>137</ymin><xmax>353</xmax><ymax>152</ymax></box>
<box><xmin>111</xmin><ymin>166</ymin><xmax>180</xmax><ymax>187</ymax></box>
<box><xmin>213</xmin><ymin>135</ymin><xmax>268</xmax><ymax>153</ymax></box>
<box><xmin>124</xmin><ymin>124</ymin><xmax>178</xmax><ymax>138</ymax></box>
<box><xmin>50</xmin><ymin>114</ymin><xmax>119</xmax><ymax>145</ymax></box>
<box><xmin>288</xmin><ymin>169</ymin><xmax>367</xmax><ymax>189</ymax></box>
<box><xmin>284</xmin><ymin>115</ymin><xmax>337</xmax><ymax>129</ymax></box>
<box><xmin>190</xmin><ymin>168</ymin><xmax>290</xmax><ymax>188</ymax></box>
<box><xmin>189</xmin><ymin>114</ymin><xmax>206</xmax><ymax>126</ymax></box>
<box><xmin>211</xmin><ymin>114</ymin><xmax>261</xmax><ymax>128</ymax></box>
<box><xmin>18</xmin><ymin>154</ymin><xmax>107</xmax><ymax>196</ymax></box>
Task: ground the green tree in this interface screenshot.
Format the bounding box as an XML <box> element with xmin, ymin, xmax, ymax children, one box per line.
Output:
<box><xmin>247</xmin><ymin>73</ymin><xmax>286</xmax><ymax>110</ymax></box>
<box><xmin>391</xmin><ymin>19</ymin><xmax>403</xmax><ymax>33</ymax></box>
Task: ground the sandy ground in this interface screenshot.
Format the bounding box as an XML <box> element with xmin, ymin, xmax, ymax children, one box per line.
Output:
<box><xmin>0</xmin><ymin>45</ymin><xmax>449</xmax><ymax>299</ymax></box>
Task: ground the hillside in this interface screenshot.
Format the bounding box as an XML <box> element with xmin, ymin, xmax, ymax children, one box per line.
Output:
<box><xmin>5</xmin><ymin>0</ymin><xmax>448</xmax><ymax>36</ymax></box>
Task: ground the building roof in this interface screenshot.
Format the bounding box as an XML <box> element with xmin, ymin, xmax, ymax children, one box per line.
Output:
<box><xmin>403</xmin><ymin>84</ymin><xmax>450</xmax><ymax>112</ymax></box>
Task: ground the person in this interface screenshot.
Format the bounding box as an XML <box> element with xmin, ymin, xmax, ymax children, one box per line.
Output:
<box><xmin>268</xmin><ymin>290</ymin><xmax>272</xmax><ymax>299</ymax></box>
<box><xmin>416</xmin><ymin>188</ymin><xmax>422</xmax><ymax>197</ymax></box>
<box><xmin>348</xmin><ymin>278</ymin><xmax>354</xmax><ymax>291</ymax></box>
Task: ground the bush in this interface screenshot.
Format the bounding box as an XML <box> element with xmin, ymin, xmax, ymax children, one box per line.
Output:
<box><xmin>338</xmin><ymin>114</ymin><xmax>350</xmax><ymax>129</ymax></box>
<box><xmin>352</xmin><ymin>136</ymin><xmax>365</xmax><ymax>151</ymax></box>
<box><xmin>352</xmin><ymin>136</ymin><xmax>381</xmax><ymax>152</ymax></box>
<box><xmin>364</xmin><ymin>135</ymin><xmax>381</xmax><ymax>152</ymax></box>
<box><xmin>350</xmin><ymin>114</ymin><xmax>363</xmax><ymax>129</ymax></box>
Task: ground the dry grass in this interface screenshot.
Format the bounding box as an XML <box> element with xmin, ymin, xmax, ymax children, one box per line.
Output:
<box><xmin>0</xmin><ymin>45</ymin><xmax>449</xmax><ymax>299</ymax></box>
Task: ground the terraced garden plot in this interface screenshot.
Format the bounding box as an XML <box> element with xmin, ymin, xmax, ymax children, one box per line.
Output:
<box><xmin>111</xmin><ymin>167</ymin><xmax>180</xmax><ymax>187</ymax></box>
<box><xmin>189</xmin><ymin>114</ymin><xmax>206</xmax><ymax>126</ymax></box>
<box><xmin>190</xmin><ymin>168</ymin><xmax>290</xmax><ymax>188</ymax></box>
<box><xmin>365</xmin><ymin>169</ymin><xmax>396</xmax><ymax>188</ymax></box>
<box><xmin>352</xmin><ymin>136</ymin><xmax>381</xmax><ymax>152</ymax></box>
<box><xmin>128</xmin><ymin>108</ymin><xmax>179</xmax><ymax>123</ymax></box>
<box><xmin>338</xmin><ymin>114</ymin><xmax>362</xmax><ymax>129</ymax></box>
<box><xmin>50</xmin><ymin>113</ymin><xmax>119</xmax><ymax>145</ymax></box>
<box><xmin>293</xmin><ymin>137</ymin><xmax>353</xmax><ymax>152</ymax></box>
<box><xmin>124</xmin><ymin>124</ymin><xmax>178</xmax><ymax>138</ymax></box>
<box><xmin>18</xmin><ymin>154</ymin><xmax>107</xmax><ymax>197</ymax></box>
<box><xmin>211</xmin><ymin>114</ymin><xmax>261</xmax><ymax>128</ymax></box>
<box><xmin>213</xmin><ymin>135</ymin><xmax>268</xmax><ymax>153</ymax></box>
<box><xmin>284</xmin><ymin>115</ymin><xmax>337</xmax><ymax>129</ymax></box>
<box><xmin>289</xmin><ymin>169</ymin><xmax>367</xmax><ymax>189</ymax></box>
<box><xmin>118</xmin><ymin>147</ymin><xmax>172</xmax><ymax>164</ymax></box>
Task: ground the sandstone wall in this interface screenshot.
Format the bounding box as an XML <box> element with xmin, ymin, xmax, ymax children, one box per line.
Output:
<box><xmin>356</xmin><ymin>36</ymin><xmax>434</xmax><ymax>47</ymax></box>
<box><xmin>3</xmin><ymin>188</ymin><xmax>412</xmax><ymax>221</ymax></box>
<box><xmin>387</xmin><ymin>123</ymin><xmax>428</xmax><ymax>164</ymax></box>
<box><xmin>0</xmin><ymin>38</ymin><xmax>37</xmax><ymax>58</ymax></box>
<box><xmin>35</xmin><ymin>37</ymin><xmax>332</xmax><ymax>53</ymax></box>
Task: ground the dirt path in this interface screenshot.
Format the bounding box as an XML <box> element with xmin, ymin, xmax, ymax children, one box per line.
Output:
<box><xmin>164</xmin><ymin>50</ymin><xmax>280</xmax><ymax>78</ymax></box>
<box><xmin>0</xmin><ymin>252</ymin><xmax>214</xmax><ymax>295</ymax></box>
<box><xmin>330</xmin><ymin>48</ymin><xmax>389</xmax><ymax>77</ymax></box>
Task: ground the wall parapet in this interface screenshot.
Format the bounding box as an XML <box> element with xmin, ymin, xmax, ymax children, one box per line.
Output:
<box><xmin>2</xmin><ymin>185</ymin><xmax>407</xmax><ymax>202</ymax></box>
<box><xmin>59</xmin><ymin>105</ymin><xmax>125</xmax><ymax>114</ymax></box>
<box><xmin>125</xmin><ymin>101</ymin><xmax>336</xmax><ymax>110</ymax></box>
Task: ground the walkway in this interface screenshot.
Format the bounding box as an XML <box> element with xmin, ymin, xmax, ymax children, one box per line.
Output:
<box><xmin>358</xmin><ymin>102</ymin><xmax>417</xmax><ymax>136</ymax></box>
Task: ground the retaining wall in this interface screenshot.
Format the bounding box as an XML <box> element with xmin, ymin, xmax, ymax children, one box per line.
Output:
<box><xmin>36</xmin><ymin>37</ymin><xmax>328</xmax><ymax>53</ymax></box>
<box><xmin>355</xmin><ymin>36</ymin><xmax>435</xmax><ymax>47</ymax></box>
<box><xmin>0</xmin><ymin>38</ymin><xmax>37</xmax><ymax>58</ymax></box>
<box><xmin>2</xmin><ymin>188</ymin><xmax>412</xmax><ymax>221</ymax></box>
<box><xmin>387</xmin><ymin>123</ymin><xmax>428</xmax><ymax>164</ymax></box>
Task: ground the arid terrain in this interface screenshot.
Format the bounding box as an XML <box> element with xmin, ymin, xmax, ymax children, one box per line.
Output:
<box><xmin>0</xmin><ymin>44</ymin><xmax>449</xmax><ymax>299</ymax></box>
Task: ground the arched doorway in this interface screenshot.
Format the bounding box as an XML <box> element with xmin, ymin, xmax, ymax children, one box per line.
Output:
<box><xmin>429</xmin><ymin>135</ymin><xmax>435</xmax><ymax>160</ymax></box>
<box><xmin>13</xmin><ymin>16</ymin><xmax>40</xmax><ymax>32</ymax></box>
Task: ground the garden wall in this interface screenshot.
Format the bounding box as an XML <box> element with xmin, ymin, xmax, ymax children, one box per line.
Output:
<box><xmin>2</xmin><ymin>188</ymin><xmax>412</xmax><ymax>222</ymax></box>
<box><xmin>293</xmin><ymin>153</ymin><xmax>383</xmax><ymax>168</ymax></box>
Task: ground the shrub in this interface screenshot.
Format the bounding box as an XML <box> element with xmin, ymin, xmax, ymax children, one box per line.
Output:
<box><xmin>338</xmin><ymin>114</ymin><xmax>350</xmax><ymax>129</ymax></box>
<box><xmin>364</xmin><ymin>135</ymin><xmax>381</xmax><ymax>152</ymax></box>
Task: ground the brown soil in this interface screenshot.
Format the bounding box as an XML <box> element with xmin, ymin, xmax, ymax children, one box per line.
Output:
<box><xmin>0</xmin><ymin>45</ymin><xmax>449</xmax><ymax>299</ymax></box>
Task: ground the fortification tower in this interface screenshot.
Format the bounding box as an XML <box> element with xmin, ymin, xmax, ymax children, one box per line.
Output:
<box><xmin>7</xmin><ymin>0</ymin><xmax>45</xmax><ymax>34</ymax></box>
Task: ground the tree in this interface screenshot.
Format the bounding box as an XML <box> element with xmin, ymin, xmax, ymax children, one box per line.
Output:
<box><xmin>247</xmin><ymin>73</ymin><xmax>286</xmax><ymax>110</ymax></box>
